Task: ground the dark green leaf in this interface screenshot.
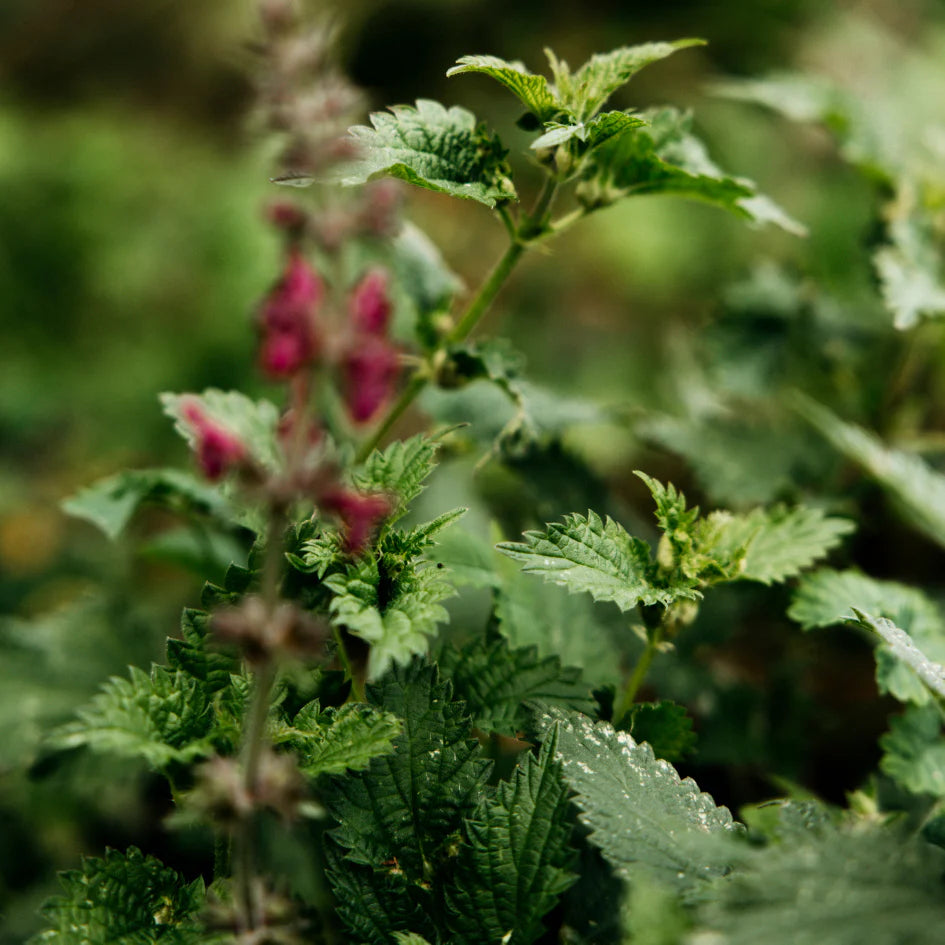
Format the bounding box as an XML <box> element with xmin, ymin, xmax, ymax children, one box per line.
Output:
<box><xmin>621</xmin><ymin>700</ymin><xmax>697</xmax><ymax>763</ymax></box>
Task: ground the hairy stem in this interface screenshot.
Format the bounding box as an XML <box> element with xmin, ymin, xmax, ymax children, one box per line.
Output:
<box><xmin>354</xmin><ymin>179</ymin><xmax>560</xmax><ymax>462</ymax></box>
<box><xmin>334</xmin><ymin>623</ymin><xmax>366</xmax><ymax>703</ymax></box>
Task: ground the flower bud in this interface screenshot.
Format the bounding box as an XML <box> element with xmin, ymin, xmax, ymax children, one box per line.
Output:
<box><xmin>349</xmin><ymin>268</ymin><xmax>392</xmax><ymax>335</ymax></box>
<box><xmin>265</xmin><ymin>199</ymin><xmax>308</xmax><ymax>235</ymax></box>
<box><xmin>320</xmin><ymin>487</ymin><xmax>390</xmax><ymax>553</ymax></box>
<box><xmin>258</xmin><ymin>250</ymin><xmax>324</xmax><ymax>379</ymax></box>
<box><xmin>341</xmin><ymin>336</ymin><xmax>400</xmax><ymax>423</ymax></box>
<box><xmin>181</xmin><ymin>402</ymin><xmax>247</xmax><ymax>481</ymax></box>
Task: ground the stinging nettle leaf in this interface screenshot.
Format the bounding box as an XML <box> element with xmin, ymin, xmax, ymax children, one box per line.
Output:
<box><xmin>496</xmin><ymin>510</ymin><xmax>683</xmax><ymax>613</ymax></box>
<box><xmin>341</xmin><ymin>99</ymin><xmax>517</xmax><ymax>207</ymax></box>
<box><xmin>530</xmin><ymin>110</ymin><xmax>646</xmax><ymax>151</ymax></box>
<box><xmin>446</xmin><ymin>733</ymin><xmax>577</xmax><ymax>944</ymax></box>
<box><xmin>879</xmin><ymin>704</ymin><xmax>945</xmax><ymax>798</ymax></box>
<box><xmin>62</xmin><ymin>468</ymin><xmax>233</xmax><ymax>541</ymax></box>
<box><xmin>32</xmin><ymin>847</ymin><xmax>211</xmax><ymax>945</ymax></box>
<box><xmin>538</xmin><ymin>709</ymin><xmax>737</xmax><ymax>889</ymax></box>
<box><xmin>447</xmin><ymin>55</ymin><xmax>561</xmax><ymax>123</ymax></box>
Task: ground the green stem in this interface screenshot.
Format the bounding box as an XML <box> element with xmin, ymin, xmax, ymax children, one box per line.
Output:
<box><xmin>613</xmin><ymin>623</ymin><xmax>665</xmax><ymax>723</ymax></box>
<box><xmin>354</xmin><ymin>179</ymin><xmax>560</xmax><ymax>462</ymax></box>
<box><xmin>333</xmin><ymin>623</ymin><xmax>366</xmax><ymax>703</ymax></box>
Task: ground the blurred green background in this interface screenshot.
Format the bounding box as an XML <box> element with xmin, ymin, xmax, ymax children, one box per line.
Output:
<box><xmin>2</xmin><ymin>0</ymin><xmax>945</xmax><ymax>939</ymax></box>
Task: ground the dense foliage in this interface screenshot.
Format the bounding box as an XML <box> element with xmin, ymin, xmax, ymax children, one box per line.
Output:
<box><xmin>4</xmin><ymin>1</ymin><xmax>945</xmax><ymax>943</ymax></box>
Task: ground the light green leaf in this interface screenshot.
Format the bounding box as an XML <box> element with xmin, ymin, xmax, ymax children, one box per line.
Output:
<box><xmin>496</xmin><ymin>511</ymin><xmax>681</xmax><ymax>613</ymax></box>
<box><xmin>567</xmin><ymin>40</ymin><xmax>706</xmax><ymax>120</ymax></box>
<box><xmin>734</xmin><ymin>506</ymin><xmax>854</xmax><ymax>585</ymax></box>
<box><xmin>438</xmin><ymin>636</ymin><xmax>596</xmax><ymax>736</ymax></box>
<box><xmin>48</xmin><ymin>665</ymin><xmax>219</xmax><ymax>769</ymax></box>
<box><xmin>695</xmin><ymin>820</ymin><xmax>945</xmax><ymax>945</ymax></box>
<box><xmin>32</xmin><ymin>847</ymin><xmax>211</xmax><ymax>945</ymax></box>
<box><xmin>530</xmin><ymin>110</ymin><xmax>645</xmax><ymax>150</ymax></box>
<box><xmin>62</xmin><ymin>468</ymin><xmax>232</xmax><ymax>540</ymax></box>
<box><xmin>446</xmin><ymin>734</ymin><xmax>577</xmax><ymax>944</ymax></box>
<box><xmin>447</xmin><ymin>55</ymin><xmax>560</xmax><ymax>123</ymax></box>
<box><xmin>160</xmin><ymin>388</ymin><xmax>281</xmax><ymax>471</ymax></box>
<box><xmin>880</xmin><ymin>704</ymin><xmax>945</xmax><ymax>798</ymax></box>
<box><xmin>578</xmin><ymin>107</ymin><xmax>805</xmax><ymax>234</ymax></box>
<box><xmin>342</xmin><ymin>99</ymin><xmax>516</xmax><ymax>207</ymax></box>
<box><xmin>874</xmin><ymin>211</ymin><xmax>945</xmax><ymax>330</ymax></box>
<box><xmin>273</xmin><ymin>701</ymin><xmax>401</xmax><ymax>778</ymax></box>
<box><xmin>796</xmin><ymin>396</ymin><xmax>945</xmax><ymax>550</ymax></box>
<box><xmin>538</xmin><ymin>709</ymin><xmax>737</xmax><ymax>889</ymax></box>
<box><xmin>789</xmin><ymin>569</ymin><xmax>945</xmax><ymax>705</ymax></box>
<box><xmin>852</xmin><ymin>610</ymin><xmax>945</xmax><ymax>704</ymax></box>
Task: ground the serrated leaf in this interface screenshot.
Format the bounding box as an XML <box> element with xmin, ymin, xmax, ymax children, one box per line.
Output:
<box><xmin>438</xmin><ymin>636</ymin><xmax>596</xmax><ymax>736</ymax></box>
<box><xmin>273</xmin><ymin>701</ymin><xmax>401</xmax><ymax>777</ymax></box>
<box><xmin>695</xmin><ymin>820</ymin><xmax>945</xmax><ymax>945</ymax></box>
<box><xmin>166</xmin><ymin>608</ymin><xmax>240</xmax><ymax>692</ymax></box>
<box><xmin>392</xmin><ymin>934</ymin><xmax>433</xmax><ymax>945</ymax></box>
<box><xmin>326</xmin><ymin>661</ymin><xmax>491</xmax><ymax>942</ymax></box>
<box><xmin>874</xmin><ymin>209</ymin><xmax>945</xmax><ymax>330</ymax></box>
<box><xmin>567</xmin><ymin>40</ymin><xmax>705</xmax><ymax>120</ymax></box>
<box><xmin>578</xmin><ymin>107</ymin><xmax>805</xmax><ymax>234</ymax></box>
<box><xmin>32</xmin><ymin>847</ymin><xmax>210</xmax><ymax>945</ymax></box>
<box><xmin>496</xmin><ymin>511</ymin><xmax>681</xmax><ymax>613</ymax></box>
<box><xmin>622</xmin><ymin>700</ymin><xmax>697</xmax><ymax>763</ymax></box>
<box><xmin>530</xmin><ymin>110</ymin><xmax>645</xmax><ymax>150</ymax></box>
<box><xmin>342</xmin><ymin>99</ymin><xmax>516</xmax><ymax>207</ymax></box>
<box><xmin>62</xmin><ymin>468</ymin><xmax>232</xmax><ymax>540</ymax></box>
<box><xmin>353</xmin><ymin>432</ymin><xmax>443</xmax><ymax>524</ymax></box>
<box><xmin>852</xmin><ymin>610</ymin><xmax>945</xmax><ymax>704</ymax></box>
<box><xmin>880</xmin><ymin>704</ymin><xmax>945</xmax><ymax>797</ymax></box>
<box><xmin>796</xmin><ymin>396</ymin><xmax>945</xmax><ymax>550</ymax></box>
<box><xmin>446</xmin><ymin>734</ymin><xmax>577</xmax><ymax>944</ymax></box>
<box><xmin>447</xmin><ymin>55</ymin><xmax>560</xmax><ymax>123</ymax></box>
<box><xmin>325</xmin><ymin>549</ymin><xmax>457</xmax><ymax>681</ymax></box>
<box><xmin>788</xmin><ymin>568</ymin><xmax>945</xmax><ymax>704</ymax></box>
<box><xmin>425</xmin><ymin>526</ymin><xmax>498</xmax><ymax>589</ymax></box>
<box><xmin>48</xmin><ymin>665</ymin><xmax>219</xmax><ymax>769</ymax></box>
<box><xmin>733</xmin><ymin>506</ymin><xmax>854</xmax><ymax>585</ymax></box>
<box><xmin>538</xmin><ymin>709</ymin><xmax>737</xmax><ymax>890</ymax></box>
<box><xmin>160</xmin><ymin>388</ymin><xmax>281</xmax><ymax>471</ymax></box>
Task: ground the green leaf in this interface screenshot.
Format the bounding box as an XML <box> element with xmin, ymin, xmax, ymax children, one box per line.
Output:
<box><xmin>796</xmin><ymin>396</ymin><xmax>945</xmax><ymax>550</ymax></box>
<box><xmin>789</xmin><ymin>569</ymin><xmax>945</xmax><ymax>705</ymax></box>
<box><xmin>392</xmin><ymin>935</ymin><xmax>433</xmax><ymax>945</ymax></box>
<box><xmin>874</xmin><ymin>209</ymin><xmax>945</xmax><ymax>330</ymax></box>
<box><xmin>494</xmin><ymin>560</ymin><xmax>627</xmax><ymax>688</ymax></box>
<box><xmin>446</xmin><ymin>734</ymin><xmax>577</xmax><ymax>944</ymax></box>
<box><xmin>48</xmin><ymin>665</ymin><xmax>219</xmax><ymax>769</ymax></box>
<box><xmin>438</xmin><ymin>636</ymin><xmax>596</xmax><ymax>736</ymax></box>
<box><xmin>342</xmin><ymin>99</ymin><xmax>517</xmax><ymax>207</ymax></box>
<box><xmin>326</xmin><ymin>661</ymin><xmax>491</xmax><ymax>942</ymax></box>
<box><xmin>496</xmin><ymin>511</ymin><xmax>679</xmax><ymax>613</ymax></box>
<box><xmin>447</xmin><ymin>55</ymin><xmax>560</xmax><ymax>123</ymax></box>
<box><xmin>695</xmin><ymin>820</ymin><xmax>945</xmax><ymax>945</ymax></box>
<box><xmin>539</xmin><ymin>709</ymin><xmax>737</xmax><ymax>889</ymax></box>
<box><xmin>880</xmin><ymin>704</ymin><xmax>945</xmax><ymax>798</ymax></box>
<box><xmin>325</xmin><ymin>537</ymin><xmax>458</xmax><ymax>680</ymax></box>
<box><xmin>273</xmin><ymin>701</ymin><xmax>401</xmax><ymax>778</ymax></box>
<box><xmin>166</xmin><ymin>608</ymin><xmax>240</xmax><ymax>693</ymax></box>
<box><xmin>62</xmin><ymin>468</ymin><xmax>232</xmax><ymax>540</ymax></box>
<box><xmin>578</xmin><ymin>107</ymin><xmax>805</xmax><ymax>234</ymax></box>
<box><xmin>425</xmin><ymin>526</ymin><xmax>499</xmax><ymax>589</ymax></box>
<box><xmin>353</xmin><ymin>432</ymin><xmax>445</xmax><ymax>524</ymax></box>
<box><xmin>567</xmin><ymin>40</ymin><xmax>706</xmax><ymax>120</ymax></box>
<box><xmin>622</xmin><ymin>700</ymin><xmax>697</xmax><ymax>763</ymax></box>
<box><xmin>852</xmin><ymin>610</ymin><xmax>945</xmax><ymax>704</ymax></box>
<box><xmin>160</xmin><ymin>388</ymin><xmax>281</xmax><ymax>471</ymax></box>
<box><xmin>734</xmin><ymin>505</ymin><xmax>854</xmax><ymax>585</ymax></box>
<box><xmin>530</xmin><ymin>110</ymin><xmax>645</xmax><ymax>151</ymax></box>
<box><xmin>32</xmin><ymin>847</ymin><xmax>210</xmax><ymax>945</ymax></box>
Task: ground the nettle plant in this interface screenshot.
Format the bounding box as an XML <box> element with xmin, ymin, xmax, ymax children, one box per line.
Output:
<box><xmin>34</xmin><ymin>8</ymin><xmax>945</xmax><ymax>945</ymax></box>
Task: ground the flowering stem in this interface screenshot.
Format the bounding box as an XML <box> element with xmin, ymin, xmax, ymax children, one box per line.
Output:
<box><xmin>354</xmin><ymin>179</ymin><xmax>560</xmax><ymax>462</ymax></box>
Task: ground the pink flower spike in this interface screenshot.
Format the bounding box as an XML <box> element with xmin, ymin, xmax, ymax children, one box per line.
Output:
<box><xmin>321</xmin><ymin>488</ymin><xmax>390</xmax><ymax>553</ymax></box>
<box><xmin>342</xmin><ymin>336</ymin><xmax>400</xmax><ymax>423</ymax></box>
<box><xmin>349</xmin><ymin>268</ymin><xmax>392</xmax><ymax>335</ymax></box>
